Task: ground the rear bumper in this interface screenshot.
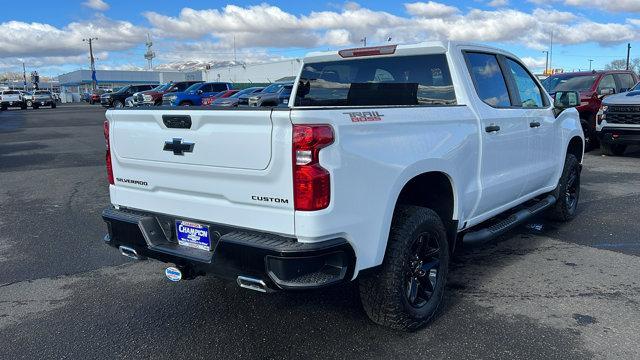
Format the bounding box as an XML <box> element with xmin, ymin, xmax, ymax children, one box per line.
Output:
<box><xmin>102</xmin><ymin>207</ymin><xmax>355</xmax><ymax>291</ymax></box>
<box><xmin>597</xmin><ymin>127</ymin><xmax>640</xmax><ymax>145</ymax></box>
<box><xmin>1</xmin><ymin>100</ymin><xmax>25</xmax><ymax>107</ymax></box>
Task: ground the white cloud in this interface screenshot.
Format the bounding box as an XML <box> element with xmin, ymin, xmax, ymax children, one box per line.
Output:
<box><xmin>488</xmin><ymin>0</ymin><xmax>509</xmax><ymax>7</ymax></box>
<box><xmin>521</xmin><ymin>56</ymin><xmax>547</xmax><ymax>70</ymax></box>
<box><xmin>83</xmin><ymin>0</ymin><xmax>110</xmax><ymax>11</ymax></box>
<box><xmin>1</xmin><ymin>2</ymin><xmax>639</xmax><ymax>74</ymax></box>
<box><xmin>143</xmin><ymin>4</ymin><xmax>639</xmax><ymax>52</ymax></box>
<box><xmin>0</xmin><ymin>17</ymin><xmax>145</xmax><ymax>58</ymax></box>
<box><xmin>564</xmin><ymin>0</ymin><xmax>640</xmax><ymax>12</ymax></box>
<box><xmin>532</xmin><ymin>9</ymin><xmax>577</xmax><ymax>24</ymax></box>
<box><xmin>404</xmin><ymin>2</ymin><xmax>460</xmax><ymax>18</ymax></box>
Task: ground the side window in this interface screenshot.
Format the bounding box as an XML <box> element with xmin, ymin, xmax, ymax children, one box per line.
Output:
<box><xmin>614</xmin><ymin>74</ymin><xmax>635</xmax><ymax>92</ymax></box>
<box><xmin>211</xmin><ymin>83</ymin><xmax>229</xmax><ymax>92</ymax></box>
<box><xmin>505</xmin><ymin>58</ymin><xmax>544</xmax><ymax>108</ymax></box>
<box><xmin>598</xmin><ymin>75</ymin><xmax>616</xmax><ymax>93</ymax></box>
<box><xmin>465</xmin><ymin>52</ymin><xmax>511</xmax><ymax>107</ymax></box>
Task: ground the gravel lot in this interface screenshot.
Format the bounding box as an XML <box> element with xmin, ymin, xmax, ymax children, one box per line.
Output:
<box><xmin>1</xmin><ymin>104</ymin><xmax>639</xmax><ymax>359</ymax></box>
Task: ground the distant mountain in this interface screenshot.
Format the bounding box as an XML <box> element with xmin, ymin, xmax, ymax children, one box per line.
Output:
<box><xmin>153</xmin><ymin>60</ymin><xmax>246</xmax><ymax>72</ymax></box>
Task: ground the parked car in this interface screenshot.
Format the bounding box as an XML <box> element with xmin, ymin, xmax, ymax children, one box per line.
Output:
<box><xmin>596</xmin><ymin>81</ymin><xmax>640</xmax><ymax>156</ymax></box>
<box><xmin>135</xmin><ymin>81</ymin><xmax>203</xmax><ymax>106</ymax></box>
<box><xmin>0</xmin><ymin>90</ymin><xmax>27</xmax><ymax>110</ymax></box>
<box><xmin>543</xmin><ymin>70</ymin><xmax>638</xmax><ymax>148</ymax></box>
<box><xmin>89</xmin><ymin>89</ymin><xmax>111</xmax><ymax>104</ymax></box>
<box><xmin>210</xmin><ymin>87</ymin><xmax>264</xmax><ymax>107</ymax></box>
<box><xmin>237</xmin><ymin>87</ymin><xmax>269</xmax><ymax>106</ymax></box>
<box><xmin>102</xmin><ymin>42</ymin><xmax>584</xmax><ymax>331</ymax></box>
<box><xmin>202</xmin><ymin>90</ymin><xmax>239</xmax><ymax>106</ymax></box>
<box><xmin>31</xmin><ymin>90</ymin><xmax>56</xmax><ymax>109</ymax></box>
<box><xmin>81</xmin><ymin>92</ymin><xmax>91</xmax><ymax>103</ymax></box>
<box><xmin>125</xmin><ymin>95</ymin><xmax>135</xmax><ymax>107</ymax></box>
<box><xmin>20</xmin><ymin>91</ymin><xmax>33</xmax><ymax>106</ymax></box>
<box><xmin>248</xmin><ymin>82</ymin><xmax>293</xmax><ymax>107</ymax></box>
<box><xmin>101</xmin><ymin>84</ymin><xmax>155</xmax><ymax>108</ymax></box>
<box><xmin>162</xmin><ymin>82</ymin><xmax>232</xmax><ymax>106</ymax></box>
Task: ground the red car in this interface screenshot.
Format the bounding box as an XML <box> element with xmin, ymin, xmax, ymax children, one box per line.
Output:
<box><xmin>89</xmin><ymin>89</ymin><xmax>110</xmax><ymax>104</ymax></box>
<box><xmin>543</xmin><ymin>70</ymin><xmax>638</xmax><ymax>148</ymax></box>
<box><xmin>134</xmin><ymin>81</ymin><xmax>202</xmax><ymax>106</ymax></box>
<box><xmin>202</xmin><ymin>90</ymin><xmax>239</xmax><ymax>106</ymax></box>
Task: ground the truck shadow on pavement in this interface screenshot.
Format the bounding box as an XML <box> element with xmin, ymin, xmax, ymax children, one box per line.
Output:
<box><xmin>0</xmin><ymin>231</ymin><xmax>596</xmax><ymax>360</ymax></box>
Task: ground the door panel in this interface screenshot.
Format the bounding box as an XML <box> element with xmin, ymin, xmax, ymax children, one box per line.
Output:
<box><xmin>503</xmin><ymin>58</ymin><xmax>558</xmax><ymax>194</ymax></box>
<box><xmin>464</xmin><ymin>52</ymin><xmax>529</xmax><ymax>217</ymax></box>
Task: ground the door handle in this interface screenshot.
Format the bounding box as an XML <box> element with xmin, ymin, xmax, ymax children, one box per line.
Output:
<box><xmin>485</xmin><ymin>124</ymin><xmax>501</xmax><ymax>133</ymax></box>
<box><xmin>529</xmin><ymin>121</ymin><xmax>541</xmax><ymax>128</ymax></box>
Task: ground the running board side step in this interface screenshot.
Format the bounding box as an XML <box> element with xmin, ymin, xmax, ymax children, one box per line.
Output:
<box><xmin>462</xmin><ymin>194</ymin><xmax>557</xmax><ymax>246</ymax></box>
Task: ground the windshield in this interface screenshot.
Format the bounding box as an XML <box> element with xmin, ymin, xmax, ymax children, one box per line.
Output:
<box><xmin>542</xmin><ymin>75</ymin><xmax>597</xmax><ymax>93</ymax></box>
<box><xmin>114</xmin><ymin>86</ymin><xmax>131</xmax><ymax>94</ymax></box>
<box><xmin>262</xmin><ymin>83</ymin><xmax>289</xmax><ymax>93</ymax></box>
<box><xmin>231</xmin><ymin>87</ymin><xmax>262</xmax><ymax>98</ymax></box>
<box><xmin>152</xmin><ymin>83</ymin><xmax>171</xmax><ymax>92</ymax></box>
<box><xmin>185</xmin><ymin>83</ymin><xmax>203</xmax><ymax>92</ymax></box>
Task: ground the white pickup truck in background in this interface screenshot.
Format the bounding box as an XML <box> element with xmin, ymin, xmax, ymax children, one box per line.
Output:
<box><xmin>101</xmin><ymin>42</ymin><xmax>584</xmax><ymax>330</ymax></box>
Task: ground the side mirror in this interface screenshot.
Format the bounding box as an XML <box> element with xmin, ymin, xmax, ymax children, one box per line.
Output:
<box><xmin>599</xmin><ymin>87</ymin><xmax>615</xmax><ymax>97</ymax></box>
<box><xmin>197</xmin><ymin>90</ymin><xmax>203</xmax><ymax>95</ymax></box>
<box><xmin>554</xmin><ymin>90</ymin><xmax>580</xmax><ymax>110</ymax></box>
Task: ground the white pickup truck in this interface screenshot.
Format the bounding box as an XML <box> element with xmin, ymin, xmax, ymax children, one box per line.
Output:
<box><xmin>102</xmin><ymin>42</ymin><xmax>584</xmax><ymax>330</ymax></box>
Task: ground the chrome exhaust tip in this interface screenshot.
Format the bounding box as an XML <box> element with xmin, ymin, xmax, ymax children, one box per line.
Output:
<box><xmin>119</xmin><ymin>245</ymin><xmax>144</xmax><ymax>260</ymax></box>
<box><xmin>237</xmin><ymin>276</ymin><xmax>268</xmax><ymax>293</ymax></box>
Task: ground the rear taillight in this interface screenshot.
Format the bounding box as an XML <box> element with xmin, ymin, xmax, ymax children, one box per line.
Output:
<box><xmin>103</xmin><ymin>120</ymin><xmax>114</xmax><ymax>185</ymax></box>
<box><xmin>292</xmin><ymin>125</ymin><xmax>334</xmax><ymax>211</ymax></box>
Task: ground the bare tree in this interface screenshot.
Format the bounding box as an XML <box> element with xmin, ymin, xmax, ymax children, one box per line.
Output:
<box><xmin>605</xmin><ymin>59</ymin><xmax>628</xmax><ymax>70</ymax></box>
<box><xmin>605</xmin><ymin>58</ymin><xmax>640</xmax><ymax>73</ymax></box>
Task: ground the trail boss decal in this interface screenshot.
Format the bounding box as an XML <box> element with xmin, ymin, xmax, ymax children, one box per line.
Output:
<box><xmin>344</xmin><ymin>111</ymin><xmax>384</xmax><ymax>122</ymax></box>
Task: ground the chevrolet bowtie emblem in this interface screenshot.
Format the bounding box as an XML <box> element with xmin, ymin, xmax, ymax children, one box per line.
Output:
<box><xmin>163</xmin><ymin>138</ymin><xmax>195</xmax><ymax>155</ymax></box>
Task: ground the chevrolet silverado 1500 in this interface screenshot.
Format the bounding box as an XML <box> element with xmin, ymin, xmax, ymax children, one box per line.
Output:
<box><xmin>101</xmin><ymin>42</ymin><xmax>584</xmax><ymax>330</ymax></box>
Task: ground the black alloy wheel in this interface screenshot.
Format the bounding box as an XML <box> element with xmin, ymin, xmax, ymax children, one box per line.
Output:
<box><xmin>405</xmin><ymin>232</ymin><xmax>441</xmax><ymax>308</ymax></box>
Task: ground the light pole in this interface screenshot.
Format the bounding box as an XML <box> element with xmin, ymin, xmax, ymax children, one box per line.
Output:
<box><xmin>588</xmin><ymin>59</ymin><xmax>594</xmax><ymax>71</ymax></box>
<box><xmin>83</xmin><ymin>37</ymin><xmax>98</xmax><ymax>91</ymax></box>
<box><xmin>542</xmin><ymin>51</ymin><xmax>549</xmax><ymax>74</ymax></box>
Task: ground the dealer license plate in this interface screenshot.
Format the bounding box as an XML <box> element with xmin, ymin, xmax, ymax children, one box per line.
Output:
<box><xmin>176</xmin><ymin>220</ymin><xmax>211</xmax><ymax>251</ymax></box>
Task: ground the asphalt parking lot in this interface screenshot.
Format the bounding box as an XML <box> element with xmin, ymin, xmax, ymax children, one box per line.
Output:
<box><xmin>1</xmin><ymin>104</ymin><xmax>639</xmax><ymax>359</ymax></box>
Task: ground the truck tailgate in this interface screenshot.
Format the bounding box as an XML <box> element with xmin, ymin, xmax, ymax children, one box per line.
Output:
<box><xmin>106</xmin><ymin>109</ymin><xmax>295</xmax><ymax>235</ymax></box>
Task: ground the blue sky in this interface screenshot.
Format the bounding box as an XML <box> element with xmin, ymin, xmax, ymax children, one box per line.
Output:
<box><xmin>0</xmin><ymin>0</ymin><xmax>637</xmax><ymax>76</ymax></box>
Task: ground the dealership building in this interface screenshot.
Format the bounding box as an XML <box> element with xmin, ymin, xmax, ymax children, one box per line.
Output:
<box><xmin>57</xmin><ymin>59</ymin><xmax>302</xmax><ymax>102</ymax></box>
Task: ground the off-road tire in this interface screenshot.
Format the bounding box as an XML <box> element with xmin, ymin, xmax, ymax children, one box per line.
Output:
<box><xmin>51</xmin><ymin>103</ymin><xmax>56</xmax><ymax>109</ymax></box>
<box><xmin>359</xmin><ymin>206</ymin><xmax>449</xmax><ymax>331</ymax></box>
<box><xmin>21</xmin><ymin>103</ymin><xmax>27</xmax><ymax>110</ymax></box>
<box><xmin>600</xmin><ymin>143</ymin><xmax>626</xmax><ymax>156</ymax></box>
<box><xmin>26</xmin><ymin>100</ymin><xmax>33</xmax><ymax>107</ymax></box>
<box><xmin>547</xmin><ymin>154</ymin><xmax>580</xmax><ymax>222</ymax></box>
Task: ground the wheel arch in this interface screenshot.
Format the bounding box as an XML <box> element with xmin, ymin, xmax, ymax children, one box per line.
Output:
<box><xmin>567</xmin><ymin>136</ymin><xmax>584</xmax><ymax>163</ymax></box>
<box><xmin>384</xmin><ymin>170</ymin><xmax>459</xmax><ymax>257</ymax></box>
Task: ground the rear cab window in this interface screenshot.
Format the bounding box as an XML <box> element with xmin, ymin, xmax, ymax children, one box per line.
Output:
<box><xmin>295</xmin><ymin>54</ymin><xmax>457</xmax><ymax>107</ymax></box>
<box><xmin>614</xmin><ymin>73</ymin><xmax>636</xmax><ymax>92</ymax></box>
